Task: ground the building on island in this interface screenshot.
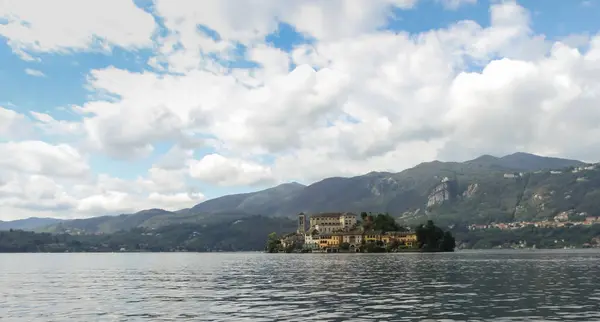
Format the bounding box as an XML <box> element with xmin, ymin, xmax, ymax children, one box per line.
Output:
<box><xmin>303</xmin><ymin>228</ymin><xmax>320</xmax><ymax>250</ymax></box>
<box><xmin>280</xmin><ymin>233</ymin><xmax>305</xmax><ymax>249</ymax></box>
<box><xmin>290</xmin><ymin>212</ymin><xmax>417</xmax><ymax>253</ymax></box>
<box><xmin>318</xmin><ymin>234</ymin><xmax>340</xmax><ymax>249</ymax></box>
<box><xmin>341</xmin><ymin>232</ymin><xmax>363</xmax><ymax>245</ymax></box>
<box><xmin>384</xmin><ymin>231</ymin><xmax>417</xmax><ymax>247</ymax></box>
<box><xmin>297</xmin><ymin>213</ymin><xmax>308</xmax><ymax>234</ymax></box>
<box><xmin>309</xmin><ymin>212</ymin><xmax>358</xmax><ymax>233</ymax></box>
<box><xmin>364</xmin><ymin>232</ymin><xmax>382</xmax><ymax>243</ymax></box>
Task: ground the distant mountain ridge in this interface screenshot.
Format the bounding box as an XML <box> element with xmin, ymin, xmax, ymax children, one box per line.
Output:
<box><xmin>0</xmin><ymin>217</ymin><xmax>63</xmax><ymax>231</ymax></box>
<box><xmin>4</xmin><ymin>152</ymin><xmax>594</xmax><ymax>233</ymax></box>
<box><xmin>187</xmin><ymin>182</ymin><xmax>306</xmax><ymax>215</ymax></box>
<box><xmin>466</xmin><ymin>152</ymin><xmax>585</xmax><ymax>171</ymax></box>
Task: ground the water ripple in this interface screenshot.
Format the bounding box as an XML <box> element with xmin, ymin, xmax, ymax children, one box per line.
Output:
<box><xmin>1</xmin><ymin>250</ymin><xmax>600</xmax><ymax>321</ymax></box>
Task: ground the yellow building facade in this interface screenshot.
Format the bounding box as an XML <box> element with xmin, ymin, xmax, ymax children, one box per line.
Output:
<box><xmin>317</xmin><ymin>235</ymin><xmax>341</xmax><ymax>248</ymax></box>
<box><xmin>397</xmin><ymin>233</ymin><xmax>417</xmax><ymax>247</ymax></box>
<box><xmin>364</xmin><ymin>233</ymin><xmax>382</xmax><ymax>243</ymax></box>
<box><xmin>382</xmin><ymin>232</ymin><xmax>417</xmax><ymax>247</ymax></box>
<box><xmin>318</xmin><ymin>231</ymin><xmax>417</xmax><ymax>249</ymax></box>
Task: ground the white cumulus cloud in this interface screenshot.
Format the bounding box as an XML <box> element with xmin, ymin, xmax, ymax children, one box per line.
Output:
<box><xmin>2</xmin><ymin>0</ymin><xmax>600</xmax><ymax>220</ymax></box>
<box><xmin>0</xmin><ymin>0</ymin><xmax>156</xmax><ymax>59</ymax></box>
<box><xmin>189</xmin><ymin>154</ymin><xmax>275</xmax><ymax>187</ymax></box>
<box><xmin>0</xmin><ymin>106</ymin><xmax>34</xmax><ymax>139</ymax></box>
<box><xmin>0</xmin><ymin>141</ymin><xmax>90</xmax><ymax>178</ymax></box>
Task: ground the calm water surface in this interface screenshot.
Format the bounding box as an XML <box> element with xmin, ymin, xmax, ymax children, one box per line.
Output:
<box><xmin>1</xmin><ymin>250</ymin><xmax>600</xmax><ymax>321</ymax></box>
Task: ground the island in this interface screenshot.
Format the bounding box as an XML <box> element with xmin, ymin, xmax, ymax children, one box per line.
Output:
<box><xmin>266</xmin><ymin>212</ymin><xmax>456</xmax><ymax>253</ymax></box>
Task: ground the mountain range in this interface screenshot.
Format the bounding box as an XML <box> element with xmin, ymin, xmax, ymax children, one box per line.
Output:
<box><xmin>3</xmin><ymin>152</ymin><xmax>597</xmax><ymax>234</ymax></box>
<box><xmin>0</xmin><ymin>217</ymin><xmax>63</xmax><ymax>231</ymax></box>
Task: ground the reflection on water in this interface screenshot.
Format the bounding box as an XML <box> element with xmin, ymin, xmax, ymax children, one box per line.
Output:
<box><xmin>1</xmin><ymin>250</ymin><xmax>600</xmax><ymax>321</ymax></box>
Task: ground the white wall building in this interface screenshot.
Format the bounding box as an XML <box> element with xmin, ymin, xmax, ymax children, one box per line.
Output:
<box><xmin>309</xmin><ymin>212</ymin><xmax>357</xmax><ymax>233</ymax></box>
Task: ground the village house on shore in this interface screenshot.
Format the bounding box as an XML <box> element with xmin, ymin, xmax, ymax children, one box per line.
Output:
<box><xmin>280</xmin><ymin>212</ymin><xmax>417</xmax><ymax>253</ymax></box>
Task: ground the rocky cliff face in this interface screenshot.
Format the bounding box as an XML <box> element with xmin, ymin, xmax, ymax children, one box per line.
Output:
<box><xmin>463</xmin><ymin>183</ymin><xmax>479</xmax><ymax>199</ymax></box>
<box><xmin>368</xmin><ymin>176</ymin><xmax>400</xmax><ymax>196</ymax></box>
<box><xmin>427</xmin><ymin>178</ymin><xmax>458</xmax><ymax>208</ymax></box>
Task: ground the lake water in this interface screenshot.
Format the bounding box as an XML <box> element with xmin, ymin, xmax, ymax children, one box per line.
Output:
<box><xmin>1</xmin><ymin>250</ymin><xmax>600</xmax><ymax>321</ymax></box>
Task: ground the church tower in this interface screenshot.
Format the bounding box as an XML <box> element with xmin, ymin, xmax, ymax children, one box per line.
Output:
<box><xmin>297</xmin><ymin>213</ymin><xmax>306</xmax><ymax>234</ymax></box>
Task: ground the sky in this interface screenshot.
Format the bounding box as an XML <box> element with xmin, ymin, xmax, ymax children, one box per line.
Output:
<box><xmin>1</xmin><ymin>0</ymin><xmax>600</xmax><ymax>220</ymax></box>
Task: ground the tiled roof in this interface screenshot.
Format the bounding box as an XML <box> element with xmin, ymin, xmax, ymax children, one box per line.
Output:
<box><xmin>332</xmin><ymin>231</ymin><xmax>364</xmax><ymax>236</ymax></box>
<box><xmin>310</xmin><ymin>212</ymin><xmax>357</xmax><ymax>218</ymax></box>
<box><xmin>384</xmin><ymin>231</ymin><xmax>416</xmax><ymax>236</ymax></box>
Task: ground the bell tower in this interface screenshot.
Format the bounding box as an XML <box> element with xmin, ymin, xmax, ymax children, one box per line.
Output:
<box><xmin>297</xmin><ymin>213</ymin><xmax>306</xmax><ymax>234</ymax></box>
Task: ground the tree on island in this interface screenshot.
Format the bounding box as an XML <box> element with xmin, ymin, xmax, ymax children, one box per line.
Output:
<box><xmin>360</xmin><ymin>212</ymin><xmax>368</xmax><ymax>221</ymax></box>
<box><xmin>265</xmin><ymin>232</ymin><xmax>281</xmax><ymax>253</ymax></box>
<box><xmin>415</xmin><ymin>220</ymin><xmax>456</xmax><ymax>252</ymax></box>
<box><xmin>441</xmin><ymin>231</ymin><xmax>456</xmax><ymax>252</ymax></box>
<box><xmin>284</xmin><ymin>241</ymin><xmax>303</xmax><ymax>253</ymax></box>
<box><xmin>364</xmin><ymin>241</ymin><xmax>386</xmax><ymax>253</ymax></box>
<box><xmin>372</xmin><ymin>213</ymin><xmax>397</xmax><ymax>232</ymax></box>
<box><xmin>360</xmin><ymin>212</ymin><xmax>405</xmax><ymax>232</ymax></box>
<box><xmin>386</xmin><ymin>239</ymin><xmax>401</xmax><ymax>252</ymax></box>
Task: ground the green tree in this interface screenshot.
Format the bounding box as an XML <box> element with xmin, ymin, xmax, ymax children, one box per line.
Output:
<box><xmin>340</xmin><ymin>242</ymin><xmax>350</xmax><ymax>250</ymax></box>
<box><xmin>386</xmin><ymin>239</ymin><xmax>401</xmax><ymax>252</ymax></box>
<box><xmin>364</xmin><ymin>242</ymin><xmax>385</xmax><ymax>253</ymax></box>
<box><xmin>372</xmin><ymin>213</ymin><xmax>400</xmax><ymax>232</ymax></box>
<box><xmin>265</xmin><ymin>232</ymin><xmax>281</xmax><ymax>253</ymax></box>
<box><xmin>441</xmin><ymin>231</ymin><xmax>456</xmax><ymax>252</ymax></box>
<box><xmin>415</xmin><ymin>220</ymin><xmax>455</xmax><ymax>252</ymax></box>
<box><xmin>360</xmin><ymin>212</ymin><xmax>368</xmax><ymax>221</ymax></box>
<box><xmin>284</xmin><ymin>243</ymin><xmax>295</xmax><ymax>253</ymax></box>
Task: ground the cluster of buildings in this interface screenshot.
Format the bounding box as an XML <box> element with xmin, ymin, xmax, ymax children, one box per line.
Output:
<box><xmin>502</xmin><ymin>164</ymin><xmax>598</xmax><ymax>179</ymax></box>
<box><xmin>572</xmin><ymin>165</ymin><xmax>598</xmax><ymax>173</ymax></box>
<box><xmin>468</xmin><ymin>213</ymin><xmax>600</xmax><ymax>231</ymax></box>
<box><xmin>280</xmin><ymin>212</ymin><xmax>417</xmax><ymax>253</ymax></box>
